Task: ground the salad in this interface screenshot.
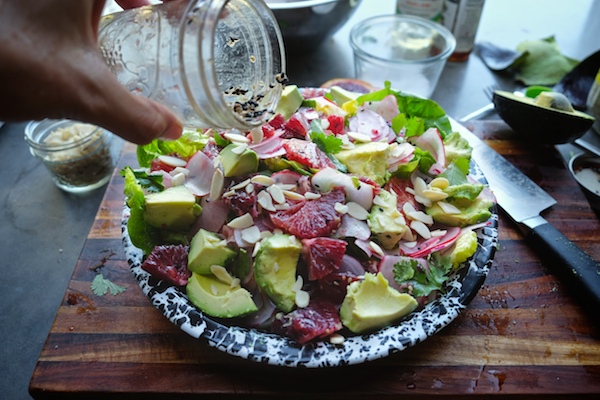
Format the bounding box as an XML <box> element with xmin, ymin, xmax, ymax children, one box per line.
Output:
<box><xmin>122</xmin><ymin>82</ymin><xmax>495</xmax><ymax>345</ymax></box>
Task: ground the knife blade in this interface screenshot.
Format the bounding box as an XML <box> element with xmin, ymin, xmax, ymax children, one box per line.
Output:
<box><xmin>453</xmin><ymin>120</ymin><xmax>600</xmax><ymax>320</ymax></box>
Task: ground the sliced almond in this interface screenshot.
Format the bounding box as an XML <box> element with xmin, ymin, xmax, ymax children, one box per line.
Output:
<box><xmin>406</xmin><ymin>210</ymin><xmax>434</xmax><ymax>225</ymax></box>
<box><xmin>169</xmin><ymin>166</ymin><xmax>190</xmax><ymax>176</ymax></box>
<box><xmin>231</xmin><ymin>143</ymin><xmax>248</xmax><ymax>155</ymax></box>
<box><xmin>295</xmin><ymin>290</ymin><xmax>310</xmax><ymax>308</ymax></box>
<box><xmin>347</xmin><ymin>202</ymin><xmax>369</xmax><ymax>220</ymax></box>
<box><xmin>292</xmin><ymin>275</ymin><xmax>304</xmax><ymax>292</ymax></box>
<box><xmin>224</xmin><ymin>132</ymin><xmax>250</xmax><ymax>144</ymax></box>
<box><xmin>369</xmin><ymin>241</ymin><xmax>386</xmax><ymax>258</ymax></box>
<box><xmin>251</xmin><ymin>174</ymin><xmax>274</xmax><ymax>186</ymax></box>
<box><xmin>231</xmin><ymin>178</ymin><xmax>251</xmax><ymax>190</ymax></box>
<box><xmin>240</xmin><ymin>226</ymin><xmax>262</xmax><ymax>244</ymax></box>
<box><xmin>227</xmin><ymin>213</ymin><xmax>254</xmax><ymax>229</ymax></box>
<box><xmin>210</xmin><ymin>264</ymin><xmax>233</xmax><ymax>284</ymax></box>
<box><xmin>171</xmin><ymin>172</ymin><xmax>186</xmax><ymax>187</ymax></box>
<box><xmin>245</xmin><ymin>183</ymin><xmax>254</xmax><ymax>194</ymax></box>
<box><xmin>250</xmin><ymin>126</ymin><xmax>264</xmax><ymax>144</ymax></box>
<box><xmin>267</xmin><ymin>184</ymin><xmax>286</xmax><ymax>204</ymax></box>
<box><xmin>334</xmin><ymin>202</ymin><xmax>349</xmax><ymax>214</ymax></box>
<box><xmin>329</xmin><ymin>333</ymin><xmax>345</xmax><ymax>345</ymax></box>
<box><xmin>347</xmin><ymin>131</ymin><xmax>372</xmax><ymax>142</ymax></box>
<box><xmin>410</xmin><ymin>220</ymin><xmax>431</xmax><ymax>239</ymax></box>
<box><xmin>438</xmin><ymin>201</ymin><xmax>462</xmax><ymax>215</ymax></box>
<box><xmin>430</xmin><ymin>177</ymin><xmax>450</xmax><ymax>189</ymax></box>
<box><xmin>209</xmin><ymin>169</ymin><xmax>225</xmax><ymax>201</ymax></box>
<box><xmin>304</xmin><ymin>191</ymin><xmax>322</xmax><ymax>200</ymax></box>
<box><xmin>257</xmin><ymin>190</ymin><xmax>276</xmax><ymax>211</ymax></box>
<box><xmin>158</xmin><ymin>155</ymin><xmax>187</xmax><ymax>168</ymax></box>
<box><xmin>283</xmin><ymin>190</ymin><xmax>304</xmax><ymax>201</ymax></box>
<box><xmin>423</xmin><ymin>188</ymin><xmax>449</xmax><ymax>202</ymax></box>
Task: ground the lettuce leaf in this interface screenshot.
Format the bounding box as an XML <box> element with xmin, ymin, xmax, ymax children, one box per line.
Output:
<box><xmin>137</xmin><ymin>130</ymin><xmax>210</xmax><ymax>167</ymax></box>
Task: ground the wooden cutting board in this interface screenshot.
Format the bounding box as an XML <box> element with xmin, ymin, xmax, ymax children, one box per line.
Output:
<box><xmin>29</xmin><ymin>120</ymin><xmax>600</xmax><ymax>399</ymax></box>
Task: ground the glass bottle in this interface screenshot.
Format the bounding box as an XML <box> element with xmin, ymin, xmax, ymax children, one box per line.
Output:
<box><xmin>442</xmin><ymin>0</ymin><xmax>485</xmax><ymax>61</ymax></box>
<box><xmin>98</xmin><ymin>0</ymin><xmax>286</xmax><ymax>131</ymax></box>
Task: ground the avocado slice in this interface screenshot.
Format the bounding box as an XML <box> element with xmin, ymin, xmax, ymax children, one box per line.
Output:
<box><xmin>188</xmin><ymin>229</ymin><xmax>237</xmax><ymax>275</ymax></box>
<box><xmin>493</xmin><ymin>90</ymin><xmax>595</xmax><ymax>144</ymax></box>
<box><xmin>186</xmin><ymin>272</ymin><xmax>257</xmax><ymax>318</ymax></box>
<box><xmin>219</xmin><ymin>143</ymin><xmax>259</xmax><ymax>178</ymax></box>
<box><xmin>367</xmin><ymin>189</ymin><xmax>408</xmax><ymax>250</ymax></box>
<box><xmin>275</xmin><ymin>85</ymin><xmax>304</xmax><ymax>120</ymax></box>
<box><xmin>253</xmin><ymin>234</ymin><xmax>302</xmax><ymax>313</ymax></box>
<box><xmin>335</xmin><ymin>142</ymin><xmax>391</xmax><ymax>186</ymax></box>
<box><xmin>340</xmin><ymin>272</ymin><xmax>418</xmax><ymax>333</ymax></box>
<box><xmin>143</xmin><ymin>185</ymin><xmax>202</xmax><ymax>231</ymax></box>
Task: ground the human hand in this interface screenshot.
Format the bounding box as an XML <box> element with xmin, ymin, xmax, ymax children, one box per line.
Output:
<box><xmin>0</xmin><ymin>0</ymin><xmax>182</xmax><ymax>144</ymax></box>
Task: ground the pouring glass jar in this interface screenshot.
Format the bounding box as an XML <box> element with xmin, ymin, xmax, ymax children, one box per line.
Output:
<box><xmin>98</xmin><ymin>0</ymin><xmax>286</xmax><ymax>131</ymax></box>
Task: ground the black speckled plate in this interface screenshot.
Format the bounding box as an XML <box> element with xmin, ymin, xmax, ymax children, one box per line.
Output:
<box><xmin>122</xmin><ymin>120</ymin><xmax>499</xmax><ymax>368</ymax></box>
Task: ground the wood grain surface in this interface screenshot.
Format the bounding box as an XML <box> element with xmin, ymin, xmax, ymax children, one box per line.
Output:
<box><xmin>29</xmin><ymin>121</ymin><xmax>600</xmax><ymax>399</ymax></box>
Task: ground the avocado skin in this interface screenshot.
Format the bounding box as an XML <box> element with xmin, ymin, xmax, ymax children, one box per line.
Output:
<box><xmin>493</xmin><ymin>90</ymin><xmax>594</xmax><ymax>144</ymax></box>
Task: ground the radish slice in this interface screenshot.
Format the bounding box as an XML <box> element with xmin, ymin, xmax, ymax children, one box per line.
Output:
<box><xmin>399</xmin><ymin>226</ymin><xmax>461</xmax><ymax>258</ymax></box>
<box><xmin>184</xmin><ymin>151</ymin><xmax>214</xmax><ymax>196</ymax></box>
<box><xmin>348</xmin><ymin>108</ymin><xmax>391</xmax><ymax>142</ymax></box>
<box><xmin>412</xmin><ymin>127</ymin><xmax>446</xmax><ymax>168</ymax></box>
<box><xmin>375</xmin><ymin>94</ymin><xmax>400</xmax><ymax>122</ymax></box>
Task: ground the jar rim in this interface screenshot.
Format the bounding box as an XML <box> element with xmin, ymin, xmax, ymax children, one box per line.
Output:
<box><xmin>24</xmin><ymin>119</ymin><xmax>108</xmax><ymax>152</ymax></box>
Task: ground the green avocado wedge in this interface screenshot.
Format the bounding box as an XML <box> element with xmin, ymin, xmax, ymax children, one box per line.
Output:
<box><xmin>492</xmin><ymin>90</ymin><xmax>595</xmax><ymax>144</ymax></box>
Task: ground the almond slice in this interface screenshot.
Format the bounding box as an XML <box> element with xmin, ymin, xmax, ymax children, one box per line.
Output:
<box><xmin>267</xmin><ymin>184</ymin><xmax>286</xmax><ymax>204</ymax></box>
<box><xmin>158</xmin><ymin>155</ymin><xmax>187</xmax><ymax>168</ymax></box>
<box><xmin>438</xmin><ymin>201</ymin><xmax>462</xmax><ymax>215</ymax></box>
<box><xmin>210</xmin><ymin>264</ymin><xmax>233</xmax><ymax>285</ymax></box>
<box><xmin>241</xmin><ymin>226</ymin><xmax>261</xmax><ymax>244</ymax></box>
<box><xmin>304</xmin><ymin>191</ymin><xmax>322</xmax><ymax>200</ymax></box>
<box><xmin>347</xmin><ymin>202</ymin><xmax>369</xmax><ymax>220</ymax></box>
<box><xmin>224</xmin><ymin>132</ymin><xmax>250</xmax><ymax>144</ymax></box>
<box><xmin>295</xmin><ymin>290</ymin><xmax>310</xmax><ymax>308</ymax></box>
<box><xmin>209</xmin><ymin>169</ymin><xmax>225</xmax><ymax>201</ymax></box>
<box><xmin>251</xmin><ymin>174</ymin><xmax>274</xmax><ymax>186</ymax></box>
<box><xmin>334</xmin><ymin>202</ymin><xmax>349</xmax><ymax>214</ymax></box>
<box><xmin>230</xmin><ymin>178</ymin><xmax>251</xmax><ymax>190</ymax></box>
<box><xmin>227</xmin><ymin>213</ymin><xmax>254</xmax><ymax>229</ymax></box>
<box><xmin>410</xmin><ymin>220</ymin><xmax>431</xmax><ymax>239</ymax></box>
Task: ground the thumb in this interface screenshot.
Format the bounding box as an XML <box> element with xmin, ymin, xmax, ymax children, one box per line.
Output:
<box><xmin>78</xmin><ymin>67</ymin><xmax>184</xmax><ymax>145</ymax></box>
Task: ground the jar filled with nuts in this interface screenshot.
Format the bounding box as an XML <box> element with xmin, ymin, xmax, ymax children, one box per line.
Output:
<box><xmin>24</xmin><ymin>119</ymin><xmax>115</xmax><ymax>193</ymax></box>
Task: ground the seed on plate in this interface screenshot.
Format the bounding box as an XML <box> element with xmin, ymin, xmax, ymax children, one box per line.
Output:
<box><xmin>158</xmin><ymin>155</ymin><xmax>187</xmax><ymax>168</ymax></box>
<box><xmin>369</xmin><ymin>241</ymin><xmax>385</xmax><ymax>258</ymax></box>
<box><xmin>231</xmin><ymin>178</ymin><xmax>251</xmax><ymax>190</ymax></box>
<box><xmin>257</xmin><ymin>190</ymin><xmax>276</xmax><ymax>211</ymax></box>
<box><xmin>347</xmin><ymin>131</ymin><xmax>372</xmax><ymax>142</ymax></box>
<box><xmin>209</xmin><ymin>169</ymin><xmax>225</xmax><ymax>201</ymax></box>
<box><xmin>224</xmin><ymin>132</ymin><xmax>250</xmax><ymax>144</ymax></box>
<box><xmin>251</xmin><ymin>174</ymin><xmax>274</xmax><ymax>186</ymax></box>
<box><xmin>241</xmin><ymin>225</ymin><xmax>262</xmax><ymax>244</ymax></box>
<box><xmin>411</xmin><ymin>220</ymin><xmax>431</xmax><ymax>239</ymax></box>
<box><xmin>438</xmin><ymin>201</ymin><xmax>462</xmax><ymax>215</ymax></box>
<box><xmin>329</xmin><ymin>333</ymin><xmax>345</xmax><ymax>345</ymax></box>
<box><xmin>295</xmin><ymin>290</ymin><xmax>310</xmax><ymax>308</ymax></box>
<box><xmin>171</xmin><ymin>172</ymin><xmax>186</xmax><ymax>186</ymax></box>
<box><xmin>347</xmin><ymin>202</ymin><xmax>369</xmax><ymax>220</ymax></box>
<box><xmin>334</xmin><ymin>202</ymin><xmax>348</xmax><ymax>214</ymax></box>
<box><xmin>267</xmin><ymin>184</ymin><xmax>286</xmax><ymax>204</ymax></box>
<box><xmin>227</xmin><ymin>213</ymin><xmax>254</xmax><ymax>229</ymax></box>
<box><xmin>210</xmin><ymin>264</ymin><xmax>233</xmax><ymax>284</ymax></box>
<box><xmin>283</xmin><ymin>190</ymin><xmax>304</xmax><ymax>201</ymax></box>
<box><xmin>304</xmin><ymin>191</ymin><xmax>322</xmax><ymax>200</ymax></box>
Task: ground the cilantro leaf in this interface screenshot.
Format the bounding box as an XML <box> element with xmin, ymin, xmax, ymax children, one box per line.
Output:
<box><xmin>91</xmin><ymin>273</ymin><xmax>126</xmax><ymax>296</ymax></box>
<box><xmin>393</xmin><ymin>256</ymin><xmax>453</xmax><ymax>298</ymax></box>
<box><xmin>309</xmin><ymin>120</ymin><xmax>347</xmax><ymax>173</ymax></box>
<box><xmin>121</xmin><ymin>168</ymin><xmax>164</xmax><ymax>193</ymax></box>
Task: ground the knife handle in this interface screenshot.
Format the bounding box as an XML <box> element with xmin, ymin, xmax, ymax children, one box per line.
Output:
<box><xmin>528</xmin><ymin>221</ymin><xmax>600</xmax><ymax>321</ymax></box>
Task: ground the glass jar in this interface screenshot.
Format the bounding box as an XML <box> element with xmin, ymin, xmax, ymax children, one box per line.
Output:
<box><xmin>98</xmin><ymin>0</ymin><xmax>286</xmax><ymax>131</ymax></box>
<box><xmin>24</xmin><ymin>120</ymin><xmax>115</xmax><ymax>193</ymax></box>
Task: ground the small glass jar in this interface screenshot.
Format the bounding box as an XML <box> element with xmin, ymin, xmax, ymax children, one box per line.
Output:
<box><xmin>24</xmin><ymin>120</ymin><xmax>115</xmax><ymax>193</ymax></box>
<box><xmin>98</xmin><ymin>0</ymin><xmax>286</xmax><ymax>131</ymax></box>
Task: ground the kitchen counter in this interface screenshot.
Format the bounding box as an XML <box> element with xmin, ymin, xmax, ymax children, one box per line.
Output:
<box><xmin>1</xmin><ymin>0</ymin><xmax>599</xmax><ymax>398</ymax></box>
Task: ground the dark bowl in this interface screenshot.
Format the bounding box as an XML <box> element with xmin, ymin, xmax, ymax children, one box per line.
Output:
<box><xmin>568</xmin><ymin>152</ymin><xmax>600</xmax><ymax>218</ymax></box>
<box><xmin>267</xmin><ymin>0</ymin><xmax>362</xmax><ymax>52</ymax></box>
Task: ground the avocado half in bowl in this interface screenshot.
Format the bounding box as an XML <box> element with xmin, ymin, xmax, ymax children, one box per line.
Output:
<box><xmin>493</xmin><ymin>90</ymin><xmax>595</xmax><ymax>144</ymax></box>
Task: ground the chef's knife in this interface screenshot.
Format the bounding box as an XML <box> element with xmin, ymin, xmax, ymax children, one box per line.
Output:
<box><xmin>454</xmin><ymin>121</ymin><xmax>600</xmax><ymax>320</ymax></box>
